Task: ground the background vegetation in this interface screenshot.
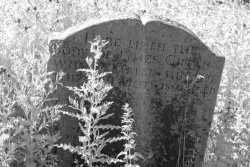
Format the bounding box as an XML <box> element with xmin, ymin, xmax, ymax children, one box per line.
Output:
<box><xmin>0</xmin><ymin>0</ymin><xmax>250</xmax><ymax>166</ymax></box>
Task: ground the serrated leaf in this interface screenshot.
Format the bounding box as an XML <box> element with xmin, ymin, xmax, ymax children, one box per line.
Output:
<box><xmin>96</xmin><ymin>131</ymin><xmax>109</xmax><ymax>140</ymax></box>
<box><xmin>99</xmin><ymin>113</ymin><xmax>114</xmax><ymax>121</ymax></box>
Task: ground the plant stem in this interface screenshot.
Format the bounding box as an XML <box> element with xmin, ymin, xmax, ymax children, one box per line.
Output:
<box><xmin>88</xmin><ymin>113</ymin><xmax>92</xmax><ymax>167</ymax></box>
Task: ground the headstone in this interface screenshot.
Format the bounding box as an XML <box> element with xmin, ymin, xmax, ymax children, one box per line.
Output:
<box><xmin>48</xmin><ymin>13</ymin><xmax>225</xmax><ymax>167</ymax></box>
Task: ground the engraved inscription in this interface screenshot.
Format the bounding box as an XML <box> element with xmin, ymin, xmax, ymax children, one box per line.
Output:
<box><xmin>53</xmin><ymin>32</ymin><xmax>218</xmax><ymax>99</ymax></box>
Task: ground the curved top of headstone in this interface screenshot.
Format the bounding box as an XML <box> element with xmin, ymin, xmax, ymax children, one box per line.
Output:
<box><xmin>49</xmin><ymin>13</ymin><xmax>202</xmax><ymax>45</ymax></box>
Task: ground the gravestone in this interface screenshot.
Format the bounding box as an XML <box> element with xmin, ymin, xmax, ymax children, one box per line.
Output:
<box><xmin>48</xmin><ymin>13</ymin><xmax>225</xmax><ymax>167</ymax></box>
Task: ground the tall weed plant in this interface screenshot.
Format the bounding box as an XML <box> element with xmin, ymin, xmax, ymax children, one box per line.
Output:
<box><xmin>0</xmin><ymin>52</ymin><xmax>62</xmax><ymax>166</ymax></box>
<box><xmin>56</xmin><ymin>36</ymin><xmax>143</xmax><ymax>167</ymax></box>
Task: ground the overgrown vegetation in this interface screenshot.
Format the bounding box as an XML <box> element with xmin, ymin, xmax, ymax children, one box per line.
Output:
<box><xmin>0</xmin><ymin>0</ymin><xmax>250</xmax><ymax>166</ymax></box>
<box><xmin>0</xmin><ymin>51</ymin><xmax>62</xmax><ymax>167</ymax></box>
<box><xmin>55</xmin><ymin>36</ymin><xmax>143</xmax><ymax>167</ymax></box>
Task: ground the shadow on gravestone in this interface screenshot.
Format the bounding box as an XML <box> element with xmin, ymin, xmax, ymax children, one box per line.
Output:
<box><xmin>47</xmin><ymin>13</ymin><xmax>225</xmax><ymax>167</ymax></box>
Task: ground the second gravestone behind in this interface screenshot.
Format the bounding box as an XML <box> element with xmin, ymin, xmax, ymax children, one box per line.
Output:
<box><xmin>48</xmin><ymin>13</ymin><xmax>225</xmax><ymax>167</ymax></box>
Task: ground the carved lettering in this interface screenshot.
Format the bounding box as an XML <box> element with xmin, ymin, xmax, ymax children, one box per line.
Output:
<box><xmin>85</xmin><ymin>32</ymin><xmax>96</xmax><ymax>43</ymax></box>
<box><xmin>119</xmin><ymin>66</ymin><xmax>158</xmax><ymax>77</ymax></box>
<box><xmin>63</xmin><ymin>47</ymin><xmax>70</xmax><ymax>54</ymax></box>
<box><xmin>65</xmin><ymin>73</ymin><xmax>86</xmax><ymax>83</ymax></box>
<box><xmin>151</xmin><ymin>42</ymin><xmax>157</xmax><ymax>50</ymax></box>
<box><xmin>166</xmin><ymin>55</ymin><xmax>211</xmax><ymax>69</ymax></box>
<box><xmin>106</xmin><ymin>37</ymin><xmax>113</xmax><ymax>45</ymax></box>
<box><xmin>53</xmin><ymin>59</ymin><xmax>87</xmax><ymax>69</ymax></box>
<box><xmin>114</xmin><ymin>38</ymin><xmax>121</xmax><ymax>46</ymax></box>
<box><xmin>157</xmin><ymin>43</ymin><xmax>165</xmax><ymax>52</ymax></box>
<box><xmin>128</xmin><ymin>40</ymin><xmax>140</xmax><ymax>49</ymax></box>
<box><xmin>119</xmin><ymin>77</ymin><xmax>217</xmax><ymax>97</ymax></box>
<box><xmin>145</xmin><ymin>55</ymin><xmax>157</xmax><ymax>63</ymax></box>
<box><xmin>72</xmin><ymin>47</ymin><xmax>80</xmax><ymax>55</ymax></box>
<box><xmin>203</xmin><ymin>61</ymin><xmax>210</xmax><ymax>70</ymax></box>
<box><xmin>103</xmin><ymin>50</ymin><xmax>113</xmax><ymax>59</ymax></box>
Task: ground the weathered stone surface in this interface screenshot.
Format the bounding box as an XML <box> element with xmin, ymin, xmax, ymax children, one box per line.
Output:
<box><xmin>48</xmin><ymin>13</ymin><xmax>225</xmax><ymax>167</ymax></box>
